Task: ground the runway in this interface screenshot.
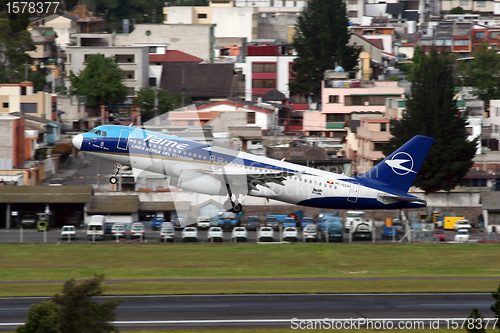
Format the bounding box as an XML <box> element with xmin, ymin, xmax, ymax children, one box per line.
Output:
<box><xmin>0</xmin><ymin>293</ymin><xmax>496</xmax><ymax>330</ymax></box>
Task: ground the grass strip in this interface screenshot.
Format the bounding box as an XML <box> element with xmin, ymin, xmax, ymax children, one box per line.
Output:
<box><xmin>0</xmin><ymin>243</ymin><xmax>499</xmax><ymax>296</ymax></box>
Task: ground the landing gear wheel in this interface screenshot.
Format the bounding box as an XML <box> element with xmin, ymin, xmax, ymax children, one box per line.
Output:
<box><xmin>233</xmin><ymin>203</ymin><xmax>243</xmax><ymax>213</ymax></box>
<box><xmin>109</xmin><ymin>176</ymin><xmax>118</xmax><ymax>184</ymax></box>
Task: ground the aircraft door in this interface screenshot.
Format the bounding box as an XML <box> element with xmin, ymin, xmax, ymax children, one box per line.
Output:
<box><xmin>117</xmin><ymin>129</ymin><xmax>131</xmax><ymax>150</ymax></box>
<box><xmin>347</xmin><ymin>182</ymin><xmax>360</xmax><ymax>203</ymax></box>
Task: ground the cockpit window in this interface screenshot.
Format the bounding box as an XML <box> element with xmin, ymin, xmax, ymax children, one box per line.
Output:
<box><xmin>101</xmin><ymin>131</ymin><xmax>107</xmax><ymax>137</ymax></box>
<box><xmin>89</xmin><ymin>129</ymin><xmax>96</xmax><ymax>134</ymax></box>
<box><xmin>95</xmin><ymin>130</ymin><xmax>101</xmax><ymax>136</ymax></box>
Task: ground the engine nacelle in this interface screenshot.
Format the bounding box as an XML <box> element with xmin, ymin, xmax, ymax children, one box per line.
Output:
<box><xmin>178</xmin><ymin>169</ymin><xmax>226</xmax><ymax>195</ymax></box>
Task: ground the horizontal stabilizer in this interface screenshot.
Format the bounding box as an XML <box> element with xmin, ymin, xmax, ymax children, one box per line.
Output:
<box><xmin>377</xmin><ymin>194</ymin><xmax>425</xmax><ymax>205</ymax></box>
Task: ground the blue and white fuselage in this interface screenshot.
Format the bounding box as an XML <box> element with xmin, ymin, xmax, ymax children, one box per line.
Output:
<box><xmin>72</xmin><ymin>125</ymin><xmax>434</xmax><ymax>211</ymax></box>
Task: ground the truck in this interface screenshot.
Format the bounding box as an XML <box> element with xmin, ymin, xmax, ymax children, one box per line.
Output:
<box><xmin>319</xmin><ymin>217</ymin><xmax>343</xmax><ymax>242</ymax></box>
<box><xmin>444</xmin><ymin>216</ymin><xmax>466</xmax><ymax>230</ymax></box>
<box><xmin>344</xmin><ymin>211</ymin><xmax>365</xmax><ymax>233</ymax></box>
<box><xmin>350</xmin><ymin>218</ymin><xmax>374</xmax><ymax>240</ymax></box>
<box><xmin>218</xmin><ymin>210</ymin><xmax>243</xmax><ymax>230</ymax></box>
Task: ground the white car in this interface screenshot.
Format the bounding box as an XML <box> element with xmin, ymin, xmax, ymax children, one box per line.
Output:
<box><xmin>454</xmin><ymin>229</ymin><xmax>470</xmax><ymax>242</ymax></box>
<box><xmin>207</xmin><ymin>227</ymin><xmax>224</xmax><ymax>242</ymax></box>
<box><xmin>130</xmin><ymin>222</ymin><xmax>146</xmax><ymax>239</ymax></box>
<box><xmin>454</xmin><ymin>220</ymin><xmax>472</xmax><ymax>231</ymax></box>
<box><xmin>231</xmin><ymin>227</ymin><xmax>248</xmax><ymax>242</ymax></box>
<box><xmin>160</xmin><ymin>225</ymin><xmax>175</xmax><ymax>243</ymax></box>
<box><xmin>182</xmin><ymin>227</ymin><xmax>198</xmax><ymax>242</ymax></box>
<box><xmin>111</xmin><ymin>223</ymin><xmax>126</xmax><ymax>238</ymax></box>
<box><xmin>61</xmin><ymin>225</ymin><xmax>76</xmax><ymax>240</ymax></box>
<box><xmin>282</xmin><ymin>227</ymin><xmax>299</xmax><ymax>242</ymax></box>
<box><xmin>258</xmin><ymin>227</ymin><xmax>274</xmax><ymax>242</ymax></box>
<box><xmin>197</xmin><ymin>216</ymin><xmax>211</xmax><ymax>230</ymax></box>
<box><xmin>302</xmin><ymin>224</ymin><xmax>318</xmax><ymax>242</ymax></box>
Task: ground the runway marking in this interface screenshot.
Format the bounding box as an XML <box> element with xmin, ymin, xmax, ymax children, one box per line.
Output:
<box><xmin>4</xmin><ymin>318</ymin><xmax>496</xmax><ymax>327</ymax></box>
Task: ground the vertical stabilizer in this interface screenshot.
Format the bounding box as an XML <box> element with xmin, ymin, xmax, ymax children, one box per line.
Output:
<box><xmin>357</xmin><ymin>135</ymin><xmax>434</xmax><ymax>192</ymax></box>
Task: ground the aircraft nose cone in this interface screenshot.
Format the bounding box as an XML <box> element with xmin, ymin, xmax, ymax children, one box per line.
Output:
<box><xmin>72</xmin><ymin>134</ymin><xmax>83</xmax><ymax>150</ymax></box>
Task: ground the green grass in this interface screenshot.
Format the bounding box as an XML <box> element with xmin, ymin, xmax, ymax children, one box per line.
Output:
<box><xmin>0</xmin><ymin>243</ymin><xmax>499</xmax><ymax>296</ymax></box>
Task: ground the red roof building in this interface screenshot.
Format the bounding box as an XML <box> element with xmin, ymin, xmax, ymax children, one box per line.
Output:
<box><xmin>149</xmin><ymin>50</ymin><xmax>203</xmax><ymax>64</ymax></box>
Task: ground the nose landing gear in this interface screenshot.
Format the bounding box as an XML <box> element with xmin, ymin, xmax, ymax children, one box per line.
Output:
<box><xmin>109</xmin><ymin>163</ymin><xmax>122</xmax><ymax>184</ymax></box>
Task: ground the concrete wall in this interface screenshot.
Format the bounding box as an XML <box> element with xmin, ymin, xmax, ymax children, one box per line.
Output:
<box><xmin>205</xmin><ymin>111</ymin><xmax>247</xmax><ymax>133</ymax></box>
<box><xmin>115</xmin><ymin>24</ymin><xmax>214</xmax><ymax>63</ymax></box>
<box><xmin>258</xmin><ymin>15</ymin><xmax>297</xmax><ymax>43</ymax></box>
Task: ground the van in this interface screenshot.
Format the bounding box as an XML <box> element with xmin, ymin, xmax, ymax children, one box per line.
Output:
<box><xmin>86</xmin><ymin>215</ymin><xmax>105</xmax><ymax>240</ymax></box>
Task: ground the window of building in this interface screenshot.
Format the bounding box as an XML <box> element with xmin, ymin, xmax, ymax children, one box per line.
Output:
<box><xmin>491</xmin><ymin>31</ymin><xmax>499</xmax><ymax>39</ymax></box>
<box><xmin>454</xmin><ymin>39</ymin><xmax>469</xmax><ymax>46</ymax></box>
<box><xmin>326</xmin><ymin>113</ymin><xmax>350</xmax><ymax>122</ymax></box>
<box><xmin>349</xmin><ymin>0</ymin><xmax>357</xmax><ymax>4</ymax></box>
<box><xmin>374</xmin><ymin>142</ymin><xmax>384</xmax><ymax>151</ymax></box>
<box><xmin>465</xmin><ymin>127</ymin><xmax>473</xmax><ymax>135</ymax></box>
<box><xmin>2</xmin><ymin>103</ymin><xmax>8</xmax><ymax>108</ymax></box>
<box><xmin>328</xmin><ymin>95</ymin><xmax>339</xmax><ymax>103</ymax></box>
<box><xmin>198</xmin><ymin>13</ymin><xmax>207</xmax><ymax>19</ymax></box>
<box><xmin>21</xmin><ymin>103</ymin><xmax>37</xmax><ymax>113</ymax></box>
<box><xmin>252</xmin><ymin>63</ymin><xmax>276</xmax><ymax>73</ymax></box>
<box><xmin>148</xmin><ymin>46</ymin><xmax>157</xmax><ymax>53</ymax></box>
<box><xmin>282</xmin><ymin>0</ymin><xmax>286</xmax><ymax>6</ymax></box>
<box><xmin>21</xmin><ymin>87</ymin><xmax>26</xmax><ymax>96</ymax></box>
<box><xmin>476</xmin><ymin>31</ymin><xmax>485</xmax><ymax>39</ymax></box>
<box><xmin>149</xmin><ymin>77</ymin><xmax>157</xmax><ymax>87</ymax></box>
<box><xmin>380</xmin><ymin>123</ymin><xmax>387</xmax><ymax>131</ymax></box>
<box><xmin>477</xmin><ymin>0</ymin><xmax>486</xmax><ymax>7</ymax></box>
<box><xmin>252</xmin><ymin>79</ymin><xmax>276</xmax><ymax>88</ymax></box>
<box><xmin>459</xmin><ymin>0</ymin><xmax>468</xmax><ymax>5</ymax></box>
<box><xmin>291</xmin><ymin>94</ymin><xmax>307</xmax><ymax>104</ymax></box>
<box><xmin>270</xmin><ymin>0</ymin><xmax>274</xmax><ymax>6</ymax></box>
<box><xmin>247</xmin><ymin>112</ymin><xmax>256</xmax><ymax>124</ymax></box>
<box><xmin>348</xmin><ymin>11</ymin><xmax>358</xmax><ymax>18</ymax></box>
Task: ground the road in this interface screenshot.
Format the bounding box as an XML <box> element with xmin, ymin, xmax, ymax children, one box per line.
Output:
<box><xmin>0</xmin><ymin>293</ymin><xmax>496</xmax><ymax>331</ymax></box>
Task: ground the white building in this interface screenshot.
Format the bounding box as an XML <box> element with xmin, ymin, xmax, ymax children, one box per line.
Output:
<box><xmin>65</xmin><ymin>34</ymin><xmax>149</xmax><ymax>96</ymax></box>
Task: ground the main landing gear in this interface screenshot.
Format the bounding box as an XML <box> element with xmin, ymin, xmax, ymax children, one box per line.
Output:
<box><xmin>109</xmin><ymin>163</ymin><xmax>122</xmax><ymax>184</ymax></box>
<box><xmin>223</xmin><ymin>182</ymin><xmax>243</xmax><ymax>213</ymax></box>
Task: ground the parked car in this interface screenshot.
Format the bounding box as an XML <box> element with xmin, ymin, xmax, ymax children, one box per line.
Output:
<box><xmin>265</xmin><ymin>216</ymin><xmax>279</xmax><ymax>230</ymax></box>
<box><xmin>20</xmin><ymin>214</ymin><xmax>36</xmax><ymax>228</ymax></box>
<box><xmin>159</xmin><ymin>225</ymin><xmax>175</xmax><ymax>243</ymax></box>
<box><xmin>282</xmin><ymin>226</ymin><xmax>299</xmax><ymax>242</ymax></box>
<box><xmin>48</xmin><ymin>178</ymin><xmax>64</xmax><ymax>186</ymax></box>
<box><xmin>151</xmin><ymin>217</ymin><xmax>165</xmax><ymax>231</ymax></box>
<box><xmin>454</xmin><ymin>219</ymin><xmax>472</xmax><ymax>231</ymax></box>
<box><xmin>301</xmin><ymin>217</ymin><xmax>315</xmax><ymax>229</ymax></box>
<box><xmin>302</xmin><ymin>224</ymin><xmax>318</xmax><ymax>242</ymax></box>
<box><xmin>454</xmin><ymin>229</ymin><xmax>470</xmax><ymax>242</ymax></box>
<box><xmin>130</xmin><ymin>222</ymin><xmax>146</xmax><ymax>239</ymax></box>
<box><xmin>182</xmin><ymin>227</ymin><xmax>198</xmax><ymax>242</ymax></box>
<box><xmin>258</xmin><ymin>227</ymin><xmax>274</xmax><ymax>242</ymax></box>
<box><xmin>197</xmin><ymin>216</ymin><xmax>211</xmax><ymax>230</ymax></box>
<box><xmin>60</xmin><ymin>225</ymin><xmax>76</xmax><ymax>240</ymax></box>
<box><xmin>432</xmin><ymin>229</ymin><xmax>446</xmax><ymax>242</ymax></box>
<box><xmin>245</xmin><ymin>216</ymin><xmax>261</xmax><ymax>230</ymax></box>
<box><xmin>231</xmin><ymin>227</ymin><xmax>248</xmax><ymax>242</ymax></box>
<box><xmin>111</xmin><ymin>223</ymin><xmax>127</xmax><ymax>238</ymax></box>
<box><xmin>207</xmin><ymin>227</ymin><xmax>224</xmax><ymax>242</ymax></box>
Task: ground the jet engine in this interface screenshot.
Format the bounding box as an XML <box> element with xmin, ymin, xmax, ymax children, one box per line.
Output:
<box><xmin>178</xmin><ymin>169</ymin><xmax>226</xmax><ymax>195</ymax></box>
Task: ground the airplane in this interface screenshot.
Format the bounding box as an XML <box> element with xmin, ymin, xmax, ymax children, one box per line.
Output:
<box><xmin>72</xmin><ymin>124</ymin><xmax>434</xmax><ymax>213</ymax></box>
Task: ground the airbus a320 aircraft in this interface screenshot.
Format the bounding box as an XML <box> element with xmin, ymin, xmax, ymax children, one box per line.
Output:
<box><xmin>72</xmin><ymin>125</ymin><xmax>433</xmax><ymax>213</ymax></box>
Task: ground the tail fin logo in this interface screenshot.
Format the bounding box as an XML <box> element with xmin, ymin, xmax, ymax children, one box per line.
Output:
<box><xmin>385</xmin><ymin>152</ymin><xmax>416</xmax><ymax>175</ymax></box>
